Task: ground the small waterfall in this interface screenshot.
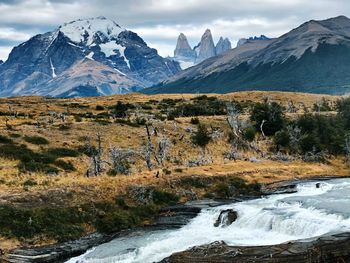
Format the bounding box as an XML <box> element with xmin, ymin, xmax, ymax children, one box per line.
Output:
<box><xmin>67</xmin><ymin>178</ymin><xmax>350</xmax><ymax>263</ymax></box>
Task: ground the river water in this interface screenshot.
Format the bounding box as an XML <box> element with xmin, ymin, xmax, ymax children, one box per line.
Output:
<box><xmin>67</xmin><ymin>178</ymin><xmax>350</xmax><ymax>263</ymax></box>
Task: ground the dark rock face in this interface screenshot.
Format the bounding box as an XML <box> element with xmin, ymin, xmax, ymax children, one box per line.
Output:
<box><xmin>214</xmin><ymin>209</ymin><xmax>238</xmax><ymax>227</ymax></box>
<box><xmin>160</xmin><ymin>232</ymin><xmax>350</xmax><ymax>263</ymax></box>
<box><xmin>0</xmin><ymin>17</ymin><xmax>181</xmax><ymax>97</ymax></box>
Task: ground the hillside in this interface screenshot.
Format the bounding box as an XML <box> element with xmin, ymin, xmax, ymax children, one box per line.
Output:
<box><xmin>0</xmin><ymin>91</ymin><xmax>349</xmax><ymax>254</ymax></box>
<box><xmin>146</xmin><ymin>16</ymin><xmax>350</xmax><ymax>95</ymax></box>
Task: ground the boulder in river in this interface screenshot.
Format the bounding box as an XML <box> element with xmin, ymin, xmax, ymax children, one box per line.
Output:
<box><xmin>214</xmin><ymin>209</ymin><xmax>238</xmax><ymax>227</ymax></box>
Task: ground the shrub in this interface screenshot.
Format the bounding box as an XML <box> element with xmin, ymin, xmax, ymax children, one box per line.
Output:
<box><xmin>242</xmin><ymin>126</ymin><xmax>256</xmax><ymax>142</ymax></box>
<box><xmin>337</xmin><ymin>98</ymin><xmax>350</xmax><ymax>129</ymax></box>
<box><xmin>9</xmin><ymin>133</ymin><xmax>21</xmax><ymax>138</ymax></box>
<box><xmin>54</xmin><ymin>160</ymin><xmax>76</xmax><ymax>171</ymax></box>
<box><xmin>191</xmin><ymin>124</ymin><xmax>211</xmax><ymax>148</ymax></box>
<box><xmin>24</xmin><ymin>136</ymin><xmax>49</xmax><ymax>145</ymax></box>
<box><xmin>250</xmin><ymin>102</ymin><xmax>285</xmax><ymax>136</ymax></box>
<box><xmin>162</xmin><ymin>168</ymin><xmax>171</xmax><ymax>175</ymax></box>
<box><xmin>0</xmin><ymin>135</ymin><xmax>13</xmax><ymax>144</ymax></box>
<box><xmin>58</xmin><ymin>124</ymin><xmax>72</xmax><ymax>130</ymax></box>
<box><xmin>151</xmin><ymin>189</ymin><xmax>179</xmax><ymax>205</ymax></box>
<box><xmin>113</xmin><ymin>101</ymin><xmax>129</xmax><ymax>118</ymax></box>
<box><xmin>313</xmin><ymin>98</ymin><xmax>332</xmax><ymax>112</ymax></box>
<box><xmin>274</xmin><ymin>130</ymin><xmax>291</xmax><ymax>148</ymax></box>
<box><xmin>46</xmin><ymin>148</ymin><xmax>80</xmax><ymax>158</ymax></box>
<box><xmin>23</xmin><ymin>179</ymin><xmax>37</xmax><ymax>187</ymax></box>
<box><xmin>74</xmin><ymin>115</ymin><xmax>82</xmax><ymax>122</ymax></box>
<box><xmin>190</xmin><ymin>117</ymin><xmax>200</xmax><ymax>125</ymax></box>
<box><xmin>95</xmin><ymin>105</ymin><xmax>105</xmax><ymax>111</ymax></box>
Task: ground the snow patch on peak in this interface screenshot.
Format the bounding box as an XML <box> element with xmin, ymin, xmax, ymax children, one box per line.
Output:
<box><xmin>99</xmin><ymin>42</ymin><xmax>130</xmax><ymax>69</ymax></box>
<box><xmin>59</xmin><ymin>17</ymin><xmax>124</xmax><ymax>45</ymax></box>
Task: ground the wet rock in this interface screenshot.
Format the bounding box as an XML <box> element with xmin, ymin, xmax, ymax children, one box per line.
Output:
<box><xmin>5</xmin><ymin>233</ymin><xmax>113</xmax><ymax>263</ymax></box>
<box><xmin>160</xmin><ymin>232</ymin><xmax>350</xmax><ymax>263</ymax></box>
<box><xmin>214</xmin><ymin>209</ymin><xmax>238</xmax><ymax>227</ymax></box>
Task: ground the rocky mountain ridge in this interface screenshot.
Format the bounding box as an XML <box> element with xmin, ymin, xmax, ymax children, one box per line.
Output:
<box><xmin>146</xmin><ymin>15</ymin><xmax>350</xmax><ymax>95</ymax></box>
<box><xmin>0</xmin><ymin>16</ymin><xmax>181</xmax><ymax>97</ymax></box>
<box><xmin>173</xmin><ymin>29</ymin><xmax>232</xmax><ymax>69</ymax></box>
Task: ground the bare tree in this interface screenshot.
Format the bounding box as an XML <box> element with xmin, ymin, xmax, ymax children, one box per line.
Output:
<box><xmin>287</xmin><ymin>100</ymin><xmax>297</xmax><ymax>113</ymax></box>
<box><xmin>287</xmin><ymin>125</ymin><xmax>302</xmax><ymax>153</ymax></box>
<box><xmin>226</xmin><ymin>102</ymin><xmax>241</xmax><ymax>138</ymax></box>
<box><xmin>260</xmin><ymin>119</ymin><xmax>267</xmax><ymax>138</ymax></box>
<box><xmin>157</xmin><ymin>137</ymin><xmax>171</xmax><ymax>166</ymax></box>
<box><xmin>109</xmin><ymin>147</ymin><xmax>136</xmax><ymax>175</ymax></box>
<box><xmin>142</xmin><ymin>141</ymin><xmax>153</xmax><ymax>170</ymax></box>
<box><xmin>87</xmin><ymin>132</ymin><xmax>104</xmax><ymax>176</ymax></box>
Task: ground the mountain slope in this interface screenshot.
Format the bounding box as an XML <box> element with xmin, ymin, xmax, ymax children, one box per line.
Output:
<box><xmin>146</xmin><ymin>16</ymin><xmax>350</xmax><ymax>95</ymax></box>
<box><xmin>0</xmin><ymin>17</ymin><xmax>180</xmax><ymax>97</ymax></box>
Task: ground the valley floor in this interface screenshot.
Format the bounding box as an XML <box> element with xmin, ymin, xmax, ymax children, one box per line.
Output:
<box><xmin>0</xmin><ymin>91</ymin><xmax>348</xmax><ymax>254</ymax></box>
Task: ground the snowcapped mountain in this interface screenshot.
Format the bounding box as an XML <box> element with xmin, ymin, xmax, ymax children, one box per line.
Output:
<box><xmin>0</xmin><ymin>16</ymin><xmax>180</xmax><ymax>97</ymax></box>
<box><xmin>145</xmin><ymin>16</ymin><xmax>350</xmax><ymax>95</ymax></box>
<box><xmin>171</xmin><ymin>30</ymin><xmax>232</xmax><ymax>69</ymax></box>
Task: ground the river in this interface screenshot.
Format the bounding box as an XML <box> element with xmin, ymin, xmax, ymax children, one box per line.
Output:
<box><xmin>66</xmin><ymin>178</ymin><xmax>350</xmax><ymax>263</ymax></box>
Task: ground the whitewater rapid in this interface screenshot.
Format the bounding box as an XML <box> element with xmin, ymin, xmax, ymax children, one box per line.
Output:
<box><xmin>67</xmin><ymin>178</ymin><xmax>350</xmax><ymax>263</ymax></box>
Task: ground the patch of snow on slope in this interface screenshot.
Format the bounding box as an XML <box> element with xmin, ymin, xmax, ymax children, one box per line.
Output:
<box><xmin>178</xmin><ymin>60</ymin><xmax>195</xmax><ymax>69</ymax></box>
<box><xmin>50</xmin><ymin>58</ymin><xmax>57</xmax><ymax>78</ymax></box>
<box><xmin>59</xmin><ymin>17</ymin><xmax>124</xmax><ymax>45</ymax></box>
<box><xmin>99</xmin><ymin>42</ymin><xmax>130</xmax><ymax>68</ymax></box>
<box><xmin>86</xmin><ymin>52</ymin><xmax>95</xmax><ymax>60</ymax></box>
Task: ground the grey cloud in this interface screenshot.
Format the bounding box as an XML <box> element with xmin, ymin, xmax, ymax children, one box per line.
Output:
<box><xmin>0</xmin><ymin>0</ymin><xmax>350</xmax><ymax>60</ymax></box>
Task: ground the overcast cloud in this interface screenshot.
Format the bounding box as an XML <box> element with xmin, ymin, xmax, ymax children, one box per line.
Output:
<box><xmin>0</xmin><ymin>0</ymin><xmax>349</xmax><ymax>60</ymax></box>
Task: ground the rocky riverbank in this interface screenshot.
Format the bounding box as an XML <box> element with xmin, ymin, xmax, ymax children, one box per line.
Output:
<box><xmin>3</xmin><ymin>176</ymin><xmax>348</xmax><ymax>263</ymax></box>
<box><xmin>160</xmin><ymin>232</ymin><xmax>350</xmax><ymax>263</ymax></box>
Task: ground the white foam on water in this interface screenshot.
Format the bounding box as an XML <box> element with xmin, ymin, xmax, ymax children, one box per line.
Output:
<box><xmin>66</xmin><ymin>178</ymin><xmax>350</xmax><ymax>263</ymax></box>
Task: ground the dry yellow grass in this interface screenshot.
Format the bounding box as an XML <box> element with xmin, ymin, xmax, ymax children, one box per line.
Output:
<box><xmin>0</xmin><ymin>91</ymin><xmax>348</xmax><ymax>251</ymax></box>
<box><xmin>0</xmin><ymin>91</ymin><xmax>346</xmax><ymax>206</ymax></box>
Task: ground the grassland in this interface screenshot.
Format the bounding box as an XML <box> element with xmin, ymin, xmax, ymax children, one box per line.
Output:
<box><xmin>0</xmin><ymin>91</ymin><xmax>348</xmax><ymax>252</ymax></box>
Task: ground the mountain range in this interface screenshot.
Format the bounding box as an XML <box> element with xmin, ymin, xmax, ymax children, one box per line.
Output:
<box><xmin>173</xmin><ymin>29</ymin><xmax>232</xmax><ymax>69</ymax></box>
<box><xmin>0</xmin><ymin>17</ymin><xmax>180</xmax><ymax>97</ymax></box>
<box><xmin>146</xmin><ymin>15</ymin><xmax>350</xmax><ymax>95</ymax></box>
<box><xmin>2</xmin><ymin>15</ymin><xmax>350</xmax><ymax>97</ymax></box>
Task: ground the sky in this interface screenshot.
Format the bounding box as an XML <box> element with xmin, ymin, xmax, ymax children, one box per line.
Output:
<box><xmin>0</xmin><ymin>0</ymin><xmax>349</xmax><ymax>61</ymax></box>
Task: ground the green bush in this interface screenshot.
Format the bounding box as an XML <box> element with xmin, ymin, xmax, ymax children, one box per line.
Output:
<box><xmin>190</xmin><ymin>117</ymin><xmax>200</xmax><ymax>125</ymax></box>
<box><xmin>24</xmin><ymin>136</ymin><xmax>49</xmax><ymax>145</ymax></box>
<box><xmin>23</xmin><ymin>179</ymin><xmax>38</xmax><ymax>187</ymax></box>
<box><xmin>274</xmin><ymin>129</ymin><xmax>291</xmax><ymax>148</ymax></box>
<box><xmin>242</xmin><ymin>126</ymin><xmax>256</xmax><ymax>142</ymax></box>
<box><xmin>191</xmin><ymin>124</ymin><xmax>211</xmax><ymax>148</ymax></box>
<box><xmin>9</xmin><ymin>133</ymin><xmax>21</xmax><ymax>138</ymax></box>
<box><xmin>55</xmin><ymin>160</ymin><xmax>76</xmax><ymax>171</ymax></box>
<box><xmin>46</xmin><ymin>148</ymin><xmax>80</xmax><ymax>158</ymax></box>
<box><xmin>0</xmin><ymin>135</ymin><xmax>13</xmax><ymax>144</ymax></box>
<box><xmin>95</xmin><ymin>105</ymin><xmax>105</xmax><ymax>111</ymax></box>
<box><xmin>250</xmin><ymin>102</ymin><xmax>285</xmax><ymax>136</ymax></box>
<box><xmin>152</xmin><ymin>189</ymin><xmax>179</xmax><ymax>205</ymax></box>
